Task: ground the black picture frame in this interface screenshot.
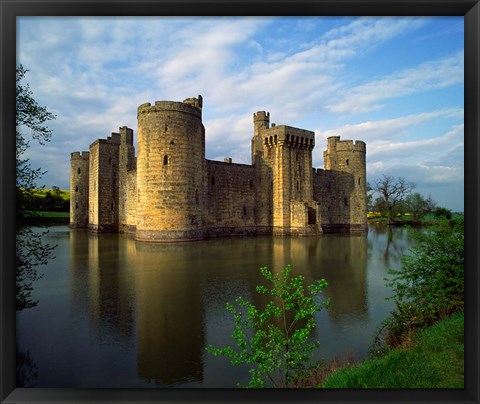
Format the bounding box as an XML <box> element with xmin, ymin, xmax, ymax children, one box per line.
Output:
<box><xmin>1</xmin><ymin>1</ymin><xmax>478</xmax><ymax>403</ymax></box>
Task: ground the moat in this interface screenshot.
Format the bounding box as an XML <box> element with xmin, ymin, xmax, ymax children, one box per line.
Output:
<box><xmin>16</xmin><ymin>225</ymin><xmax>416</xmax><ymax>388</ymax></box>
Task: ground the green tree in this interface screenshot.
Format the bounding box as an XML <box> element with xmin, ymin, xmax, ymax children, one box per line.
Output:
<box><xmin>372</xmin><ymin>175</ymin><xmax>416</xmax><ymax>224</ymax></box>
<box><xmin>404</xmin><ymin>192</ymin><xmax>428</xmax><ymax>222</ymax></box>
<box><xmin>16</xmin><ymin>65</ymin><xmax>57</xmax><ymax>310</ymax></box>
<box><xmin>51</xmin><ymin>185</ymin><xmax>61</xmax><ymax>197</ymax></box>
<box><xmin>206</xmin><ymin>265</ymin><xmax>329</xmax><ymax>388</ymax></box>
<box><xmin>433</xmin><ymin>206</ymin><xmax>452</xmax><ymax>220</ymax></box>
<box><xmin>382</xmin><ymin>216</ymin><xmax>464</xmax><ymax>348</ymax></box>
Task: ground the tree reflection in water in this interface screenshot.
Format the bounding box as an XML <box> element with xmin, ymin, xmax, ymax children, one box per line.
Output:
<box><xmin>16</xmin><ymin>348</ymin><xmax>38</xmax><ymax>387</ymax></box>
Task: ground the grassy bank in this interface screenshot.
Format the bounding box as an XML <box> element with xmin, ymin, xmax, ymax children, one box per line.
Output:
<box><xmin>20</xmin><ymin>210</ymin><xmax>70</xmax><ymax>225</ymax></box>
<box><xmin>367</xmin><ymin>212</ymin><xmax>463</xmax><ymax>225</ymax></box>
<box><xmin>25</xmin><ymin>210</ymin><xmax>69</xmax><ymax>218</ymax></box>
<box><xmin>320</xmin><ymin>312</ymin><xmax>464</xmax><ymax>388</ymax></box>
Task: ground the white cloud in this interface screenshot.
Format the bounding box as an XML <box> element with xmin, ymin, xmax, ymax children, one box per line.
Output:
<box><xmin>322</xmin><ymin>17</ymin><xmax>426</xmax><ymax>56</ymax></box>
<box><xmin>364</xmin><ymin>124</ymin><xmax>464</xmax><ymax>199</ymax></box>
<box><xmin>17</xmin><ymin>16</ymin><xmax>464</xmax><ymax>211</ymax></box>
<box><xmin>318</xmin><ymin>108</ymin><xmax>464</xmax><ymax>142</ymax></box>
<box><xmin>367</xmin><ymin>123</ymin><xmax>463</xmax><ymax>159</ymax></box>
<box><xmin>326</xmin><ymin>51</ymin><xmax>464</xmax><ymax>114</ymax></box>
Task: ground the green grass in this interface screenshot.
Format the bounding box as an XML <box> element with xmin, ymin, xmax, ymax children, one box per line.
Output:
<box><xmin>25</xmin><ymin>210</ymin><xmax>70</xmax><ymax>218</ymax></box>
<box><xmin>320</xmin><ymin>312</ymin><xmax>464</xmax><ymax>388</ymax></box>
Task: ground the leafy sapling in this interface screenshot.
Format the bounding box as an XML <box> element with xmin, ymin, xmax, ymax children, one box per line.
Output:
<box><xmin>206</xmin><ymin>264</ymin><xmax>329</xmax><ymax>388</ymax></box>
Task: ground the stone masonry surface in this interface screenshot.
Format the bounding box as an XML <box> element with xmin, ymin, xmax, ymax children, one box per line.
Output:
<box><xmin>70</xmin><ymin>95</ymin><xmax>367</xmax><ymax>242</ymax></box>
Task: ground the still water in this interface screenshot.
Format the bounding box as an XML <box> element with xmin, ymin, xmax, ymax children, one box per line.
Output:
<box><xmin>16</xmin><ymin>225</ymin><xmax>415</xmax><ymax>388</ymax></box>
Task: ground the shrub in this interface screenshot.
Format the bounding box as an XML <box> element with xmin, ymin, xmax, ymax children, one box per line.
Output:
<box><xmin>375</xmin><ymin>216</ymin><xmax>464</xmax><ymax>350</ymax></box>
<box><xmin>206</xmin><ymin>265</ymin><xmax>329</xmax><ymax>388</ymax></box>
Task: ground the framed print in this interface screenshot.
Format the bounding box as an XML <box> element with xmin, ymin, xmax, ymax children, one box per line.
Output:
<box><xmin>1</xmin><ymin>1</ymin><xmax>478</xmax><ymax>403</ymax></box>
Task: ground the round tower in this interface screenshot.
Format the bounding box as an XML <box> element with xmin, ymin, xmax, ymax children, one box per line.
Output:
<box><xmin>253</xmin><ymin>111</ymin><xmax>270</xmax><ymax>135</ymax></box>
<box><xmin>324</xmin><ymin>136</ymin><xmax>367</xmax><ymax>231</ymax></box>
<box><xmin>135</xmin><ymin>95</ymin><xmax>206</xmax><ymax>241</ymax></box>
<box><xmin>70</xmin><ymin>151</ymin><xmax>90</xmax><ymax>228</ymax></box>
<box><xmin>251</xmin><ymin>111</ymin><xmax>270</xmax><ymax>165</ymax></box>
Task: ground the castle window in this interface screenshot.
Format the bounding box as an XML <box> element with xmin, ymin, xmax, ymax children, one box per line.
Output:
<box><xmin>346</xmin><ymin>159</ymin><xmax>349</xmax><ymax>166</ymax></box>
<box><xmin>75</xmin><ymin>185</ymin><xmax>79</xmax><ymax>192</ymax></box>
<box><xmin>297</xmin><ymin>181</ymin><xmax>299</xmax><ymax>190</ymax></box>
<box><xmin>211</xmin><ymin>176</ymin><xmax>215</xmax><ymax>185</ymax></box>
<box><xmin>344</xmin><ymin>197</ymin><xmax>348</xmax><ymax>206</ymax></box>
<box><xmin>253</xmin><ymin>206</ymin><xmax>256</xmax><ymax>216</ymax></box>
<box><xmin>111</xmin><ymin>201</ymin><xmax>115</xmax><ymax>211</ymax></box>
<box><xmin>109</xmin><ymin>156</ymin><xmax>112</xmax><ymax>165</ymax></box>
<box><xmin>163</xmin><ymin>155</ymin><xmax>169</xmax><ymax>166</ymax></box>
<box><xmin>77</xmin><ymin>167</ymin><xmax>81</xmax><ymax>174</ymax></box>
<box><xmin>358</xmin><ymin>178</ymin><xmax>361</xmax><ymax>186</ymax></box>
<box><xmin>195</xmin><ymin>189</ymin><xmax>199</xmax><ymax>205</ymax></box>
<box><xmin>75</xmin><ymin>202</ymin><xmax>78</xmax><ymax>210</ymax></box>
<box><xmin>243</xmin><ymin>206</ymin><xmax>247</xmax><ymax>216</ymax></box>
<box><xmin>274</xmin><ymin>135</ymin><xmax>277</xmax><ymax>144</ymax></box>
<box><xmin>265</xmin><ymin>137</ymin><xmax>268</xmax><ymax>145</ymax></box>
<box><xmin>286</xmin><ymin>134</ymin><xmax>290</xmax><ymax>143</ymax></box>
<box><xmin>249</xmin><ymin>179</ymin><xmax>253</xmax><ymax>188</ymax></box>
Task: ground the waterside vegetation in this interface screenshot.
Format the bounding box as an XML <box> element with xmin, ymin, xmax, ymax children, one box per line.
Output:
<box><xmin>208</xmin><ymin>214</ymin><xmax>464</xmax><ymax>388</ymax></box>
<box><xmin>322</xmin><ymin>215</ymin><xmax>464</xmax><ymax>388</ymax></box>
<box><xmin>320</xmin><ymin>311</ymin><xmax>464</xmax><ymax>388</ymax></box>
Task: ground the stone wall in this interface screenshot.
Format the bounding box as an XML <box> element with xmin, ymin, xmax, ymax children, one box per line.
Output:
<box><xmin>121</xmin><ymin>169</ymin><xmax>137</xmax><ymax>234</ymax></box>
<box><xmin>118</xmin><ymin>126</ymin><xmax>135</xmax><ymax>231</ymax></box>
<box><xmin>314</xmin><ymin>136</ymin><xmax>367</xmax><ymax>232</ymax></box>
<box><xmin>205</xmin><ymin>160</ymin><xmax>262</xmax><ymax>236</ymax></box>
<box><xmin>70</xmin><ymin>151</ymin><xmax>90</xmax><ymax>228</ymax></box>
<box><xmin>71</xmin><ymin>98</ymin><xmax>367</xmax><ymax>241</ymax></box>
<box><xmin>135</xmin><ymin>97</ymin><xmax>207</xmax><ymax>241</ymax></box>
<box><xmin>257</xmin><ymin>123</ymin><xmax>317</xmax><ymax>235</ymax></box>
<box><xmin>88</xmin><ymin>135</ymin><xmax>120</xmax><ymax>232</ymax></box>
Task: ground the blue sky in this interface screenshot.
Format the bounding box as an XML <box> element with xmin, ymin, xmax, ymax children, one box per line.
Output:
<box><xmin>17</xmin><ymin>16</ymin><xmax>464</xmax><ymax>212</ymax></box>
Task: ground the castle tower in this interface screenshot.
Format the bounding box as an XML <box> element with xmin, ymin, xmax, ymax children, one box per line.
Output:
<box><xmin>118</xmin><ymin>126</ymin><xmax>135</xmax><ymax>231</ymax></box>
<box><xmin>251</xmin><ymin>111</ymin><xmax>270</xmax><ymax>166</ymax></box>
<box><xmin>88</xmin><ymin>132</ymin><xmax>121</xmax><ymax>233</ymax></box>
<box><xmin>253</xmin><ymin>112</ymin><xmax>317</xmax><ymax>236</ymax></box>
<box><xmin>136</xmin><ymin>95</ymin><xmax>206</xmax><ymax>242</ymax></box>
<box><xmin>323</xmin><ymin>136</ymin><xmax>367</xmax><ymax>231</ymax></box>
<box><xmin>70</xmin><ymin>151</ymin><xmax>90</xmax><ymax>228</ymax></box>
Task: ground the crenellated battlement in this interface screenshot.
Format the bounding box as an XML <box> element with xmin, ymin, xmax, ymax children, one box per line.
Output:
<box><xmin>183</xmin><ymin>95</ymin><xmax>203</xmax><ymax>109</ymax></box>
<box><xmin>353</xmin><ymin>140</ymin><xmax>366</xmax><ymax>153</ymax></box>
<box><xmin>137</xmin><ymin>96</ymin><xmax>203</xmax><ymax>118</ymax></box>
<box><xmin>119</xmin><ymin>126</ymin><xmax>134</xmax><ymax>146</ymax></box>
<box><xmin>262</xmin><ymin>125</ymin><xmax>315</xmax><ymax>149</ymax></box>
<box><xmin>254</xmin><ymin>111</ymin><xmax>270</xmax><ymax>122</ymax></box>
<box><xmin>71</xmin><ymin>151</ymin><xmax>90</xmax><ymax>160</ymax></box>
<box><xmin>71</xmin><ymin>95</ymin><xmax>367</xmax><ymax>240</ymax></box>
<box><xmin>327</xmin><ymin>136</ymin><xmax>366</xmax><ymax>153</ymax></box>
<box><xmin>106</xmin><ymin>132</ymin><xmax>121</xmax><ymax>144</ymax></box>
<box><xmin>312</xmin><ymin>167</ymin><xmax>333</xmax><ymax>177</ymax></box>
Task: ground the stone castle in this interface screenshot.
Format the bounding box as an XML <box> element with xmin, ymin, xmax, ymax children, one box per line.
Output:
<box><xmin>70</xmin><ymin>95</ymin><xmax>367</xmax><ymax>242</ymax></box>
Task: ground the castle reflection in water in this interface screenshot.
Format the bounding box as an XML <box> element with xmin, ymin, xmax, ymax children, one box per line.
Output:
<box><xmin>68</xmin><ymin>228</ymin><xmax>378</xmax><ymax>386</ymax></box>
